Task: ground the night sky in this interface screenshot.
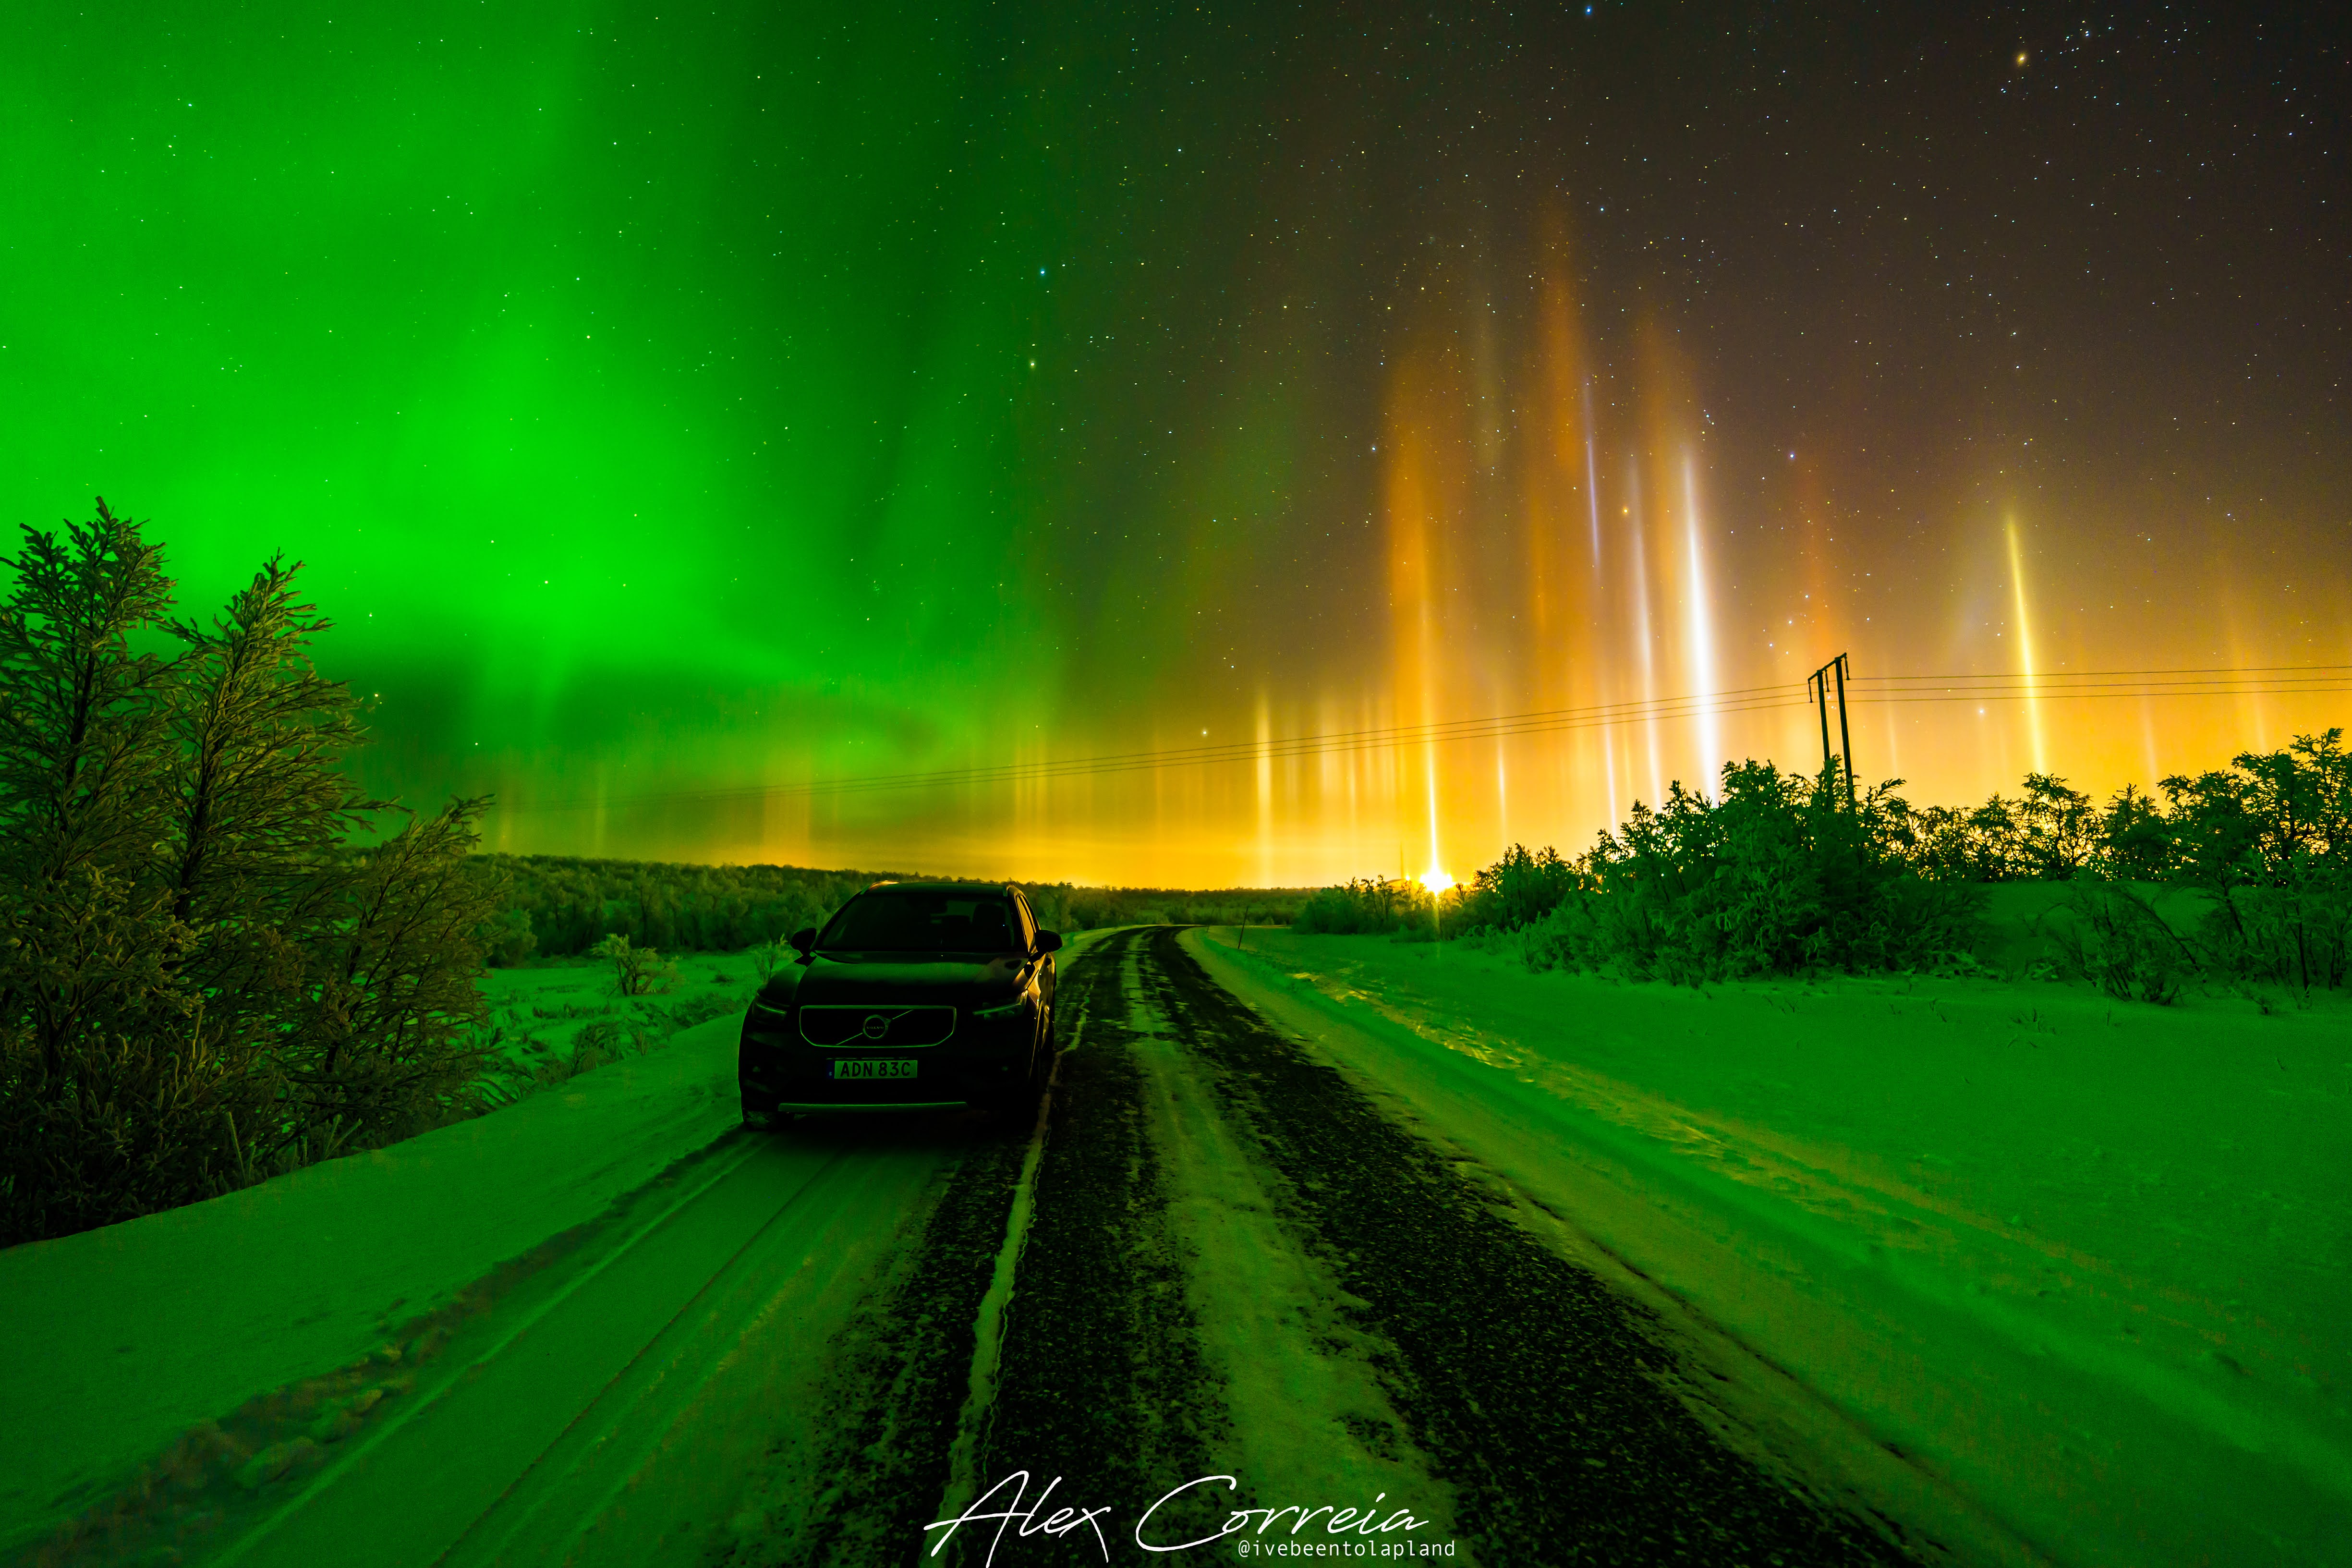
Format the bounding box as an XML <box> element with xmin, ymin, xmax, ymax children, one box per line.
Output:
<box><xmin>6</xmin><ymin>2</ymin><xmax>2345</xmax><ymax>884</ymax></box>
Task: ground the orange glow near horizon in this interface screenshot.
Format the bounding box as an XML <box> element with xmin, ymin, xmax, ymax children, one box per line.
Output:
<box><xmin>468</xmin><ymin>267</ymin><xmax>2350</xmax><ymax>889</ymax></box>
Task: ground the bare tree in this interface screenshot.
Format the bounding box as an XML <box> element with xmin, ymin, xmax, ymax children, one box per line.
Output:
<box><xmin>0</xmin><ymin>504</ymin><xmax>509</xmax><ymax>1241</ymax></box>
<box><xmin>161</xmin><ymin>555</ymin><xmax>380</xmax><ymax>1081</ymax></box>
<box><xmin>0</xmin><ymin>503</ymin><xmax>255</xmax><ymax>1241</ymax></box>
<box><xmin>283</xmin><ymin>798</ymin><xmax>505</xmax><ymax>1157</ymax></box>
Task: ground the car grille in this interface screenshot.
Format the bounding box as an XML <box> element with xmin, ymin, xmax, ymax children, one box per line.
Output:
<box><xmin>797</xmin><ymin>1004</ymin><xmax>958</xmax><ymax>1048</ymax></box>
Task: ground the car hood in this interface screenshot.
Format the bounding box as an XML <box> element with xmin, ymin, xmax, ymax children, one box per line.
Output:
<box><xmin>778</xmin><ymin>953</ymin><xmax>1032</xmax><ymax>1009</ymax></box>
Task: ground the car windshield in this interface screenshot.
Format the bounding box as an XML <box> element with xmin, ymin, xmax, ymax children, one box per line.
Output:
<box><xmin>818</xmin><ymin>891</ymin><xmax>1019</xmax><ymax>953</ymax></box>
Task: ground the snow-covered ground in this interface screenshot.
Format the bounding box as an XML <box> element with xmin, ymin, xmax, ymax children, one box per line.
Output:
<box><xmin>473</xmin><ymin>952</ymin><xmax>762</xmax><ymax>1087</ymax></box>
<box><xmin>7</xmin><ymin>921</ymin><xmax>2343</xmax><ymax>1566</ymax></box>
<box><xmin>0</xmin><ymin>1003</ymin><xmax>749</xmax><ymax>1558</ymax></box>
<box><xmin>1191</xmin><ymin>926</ymin><xmax>2352</xmax><ymax>1567</ymax></box>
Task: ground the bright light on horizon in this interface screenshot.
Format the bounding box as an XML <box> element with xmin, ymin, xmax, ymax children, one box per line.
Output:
<box><xmin>1419</xmin><ymin>869</ymin><xmax>1456</xmax><ymax>894</ymax></box>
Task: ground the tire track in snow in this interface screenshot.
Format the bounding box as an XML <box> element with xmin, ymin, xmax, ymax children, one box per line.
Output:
<box><xmin>710</xmin><ymin>1117</ymin><xmax>1029</xmax><ymax>1567</ymax></box>
<box><xmin>17</xmin><ymin>1130</ymin><xmax>784</xmax><ymax>1568</ymax></box>
<box><xmin>210</xmin><ymin>1134</ymin><xmax>860</xmax><ymax>1568</ymax></box>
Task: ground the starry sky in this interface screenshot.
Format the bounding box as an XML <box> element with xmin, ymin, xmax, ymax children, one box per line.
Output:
<box><xmin>4</xmin><ymin>1</ymin><xmax>2346</xmax><ymax>884</ymax></box>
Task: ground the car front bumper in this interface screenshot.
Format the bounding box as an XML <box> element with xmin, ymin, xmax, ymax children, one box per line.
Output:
<box><xmin>738</xmin><ymin>1008</ymin><xmax>1036</xmax><ymax>1113</ymax></box>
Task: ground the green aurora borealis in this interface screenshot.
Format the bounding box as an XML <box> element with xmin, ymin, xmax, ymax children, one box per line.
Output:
<box><xmin>5</xmin><ymin>3</ymin><xmax>2347</xmax><ymax>883</ymax></box>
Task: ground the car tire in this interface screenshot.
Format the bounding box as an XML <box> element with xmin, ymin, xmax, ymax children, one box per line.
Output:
<box><xmin>1031</xmin><ymin>1012</ymin><xmax>1063</xmax><ymax>1093</ymax></box>
<box><xmin>995</xmin><ymin>1034</ymin><xmax>1050</xmax><ymax>1120</ymax></box>
<box><xmin>1029</xmin><ymin>1033</ymin><xmax>1053</xmax><ymax>1098</ymax></box>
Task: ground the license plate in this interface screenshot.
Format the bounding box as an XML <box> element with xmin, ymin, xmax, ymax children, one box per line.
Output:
<box><xmin>830</xmin><ymin>1058</ymin><xmax>917</xmax><ymax>1082</ymax></box>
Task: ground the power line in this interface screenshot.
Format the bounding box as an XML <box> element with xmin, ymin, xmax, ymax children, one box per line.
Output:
<box><xmin>1856</xmin><ymin>661</ymin><xmax>2352</xmax><ymax>682</ymax></box>
<box><xmin>1850</xmin><ymin>684</ymin><xmax>2352</xmax><ymax>705</ymax></box>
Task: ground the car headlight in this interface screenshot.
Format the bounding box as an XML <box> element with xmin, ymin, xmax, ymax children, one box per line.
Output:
<box><xmin>750</xmin><ymin>999</ymin><xmax>791</xmax><ymax>1019</ymax></box>
<box><xmin>971</xmin><ymin>995</ymin><xmax>1031</xmax><ymax>1021</ymax></box>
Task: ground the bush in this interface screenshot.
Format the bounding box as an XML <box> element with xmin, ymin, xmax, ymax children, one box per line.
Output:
<box><xmin>1900</xmin><ymin>773</ymin><xmax>2094</xmax><ymax>882</ymax></box>
<box><xmin>0</xmin><ymin>866</ymin><xmax>259</xmax><ymax>1240</ymax></box>
<box><xmin>1459</xmin><ymin>845</ymin><xmax>1578</xmax><ymax>933</ymax></box>
<box><xmin>2052</xmin><ymin>881</ymin><xmax>2190</xmax><ymax>1005</ymax></box>
<box><xmin>281</xmin><ymin>799</ymin><xmax>502</xmax><ymax>1147</ymax></box>
<box><xmin>1550</xmin><ymin>762</ymin><xmax>1981</xmax><ymax>981</ymax></box>
<box><xmin>589</xmin><ymin>933</ymin><xmax>680</xmax><ymax>997</ymax></box>
<box><xmin>1294</xmin><ymin>876</ymin><xmax>1417</xmax><ymax>935</ymax></box>
<box><xmin>2095</xmin><ymin>784</ymin><xmax>2171</xmax><ymax>880</ymax></box>
<box><xmin>2159</xmin><ymin>729</ymin><xmax>2352</xmax><ymax>992</ymax></box>
<box><xmin>748</xmin><ymin>936</ymin><xmax>793</xmax><ymax>982</ymax></box>
<box><xmin>1321</xmin><ymin>760</ymin><xmax>1983</xmax><ymax>984</ymax></box>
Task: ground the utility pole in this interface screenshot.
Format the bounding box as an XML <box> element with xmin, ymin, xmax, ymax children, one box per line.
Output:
<box><xmin>1807</xmin><ymin>653</ymin><xmax>1857</xmax><ymax>808</ymax></box>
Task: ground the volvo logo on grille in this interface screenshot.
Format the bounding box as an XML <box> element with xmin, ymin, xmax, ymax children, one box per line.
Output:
<box><xmin>798</xmin><ymin>1004</ymin><xmax>949</xmax><ymax>1048</ymax></box>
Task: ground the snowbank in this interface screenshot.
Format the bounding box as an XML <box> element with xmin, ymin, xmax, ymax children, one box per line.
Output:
<box><xmin>0</xmin><ymin>1009</ymin><xmax>746</xmax><ymax>1553</ymax></box>
<box><xmin>1190</xmin><ymin>927</ymin><xmax>2352</xmax><ymax>1567</ymax></box>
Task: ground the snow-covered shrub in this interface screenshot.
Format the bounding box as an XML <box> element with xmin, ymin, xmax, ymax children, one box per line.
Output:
<box><xmin>1491</xmin><ymin>760</ymin><xmax>1983</xmax><ymax>982</ymax></box>
<box><xmin>1896</xmin><ymin>770</ymin><xmax>2148</xmax><ymax>884</ymax></box>
<box><xmin>1459</xmin><ymin>844</ymin><xmax>1578</xmax><ymax>933</ymax></box>
<box><xmin>589</xmin><ymin>932</ymin><xmax>680</xmax><ymax>996</ymax></box>
<box><xmin>2159</xmin><ymin>730</ymin><xmax>2352</xmax><ymax>993</ymax></box>
<box><xmin>2051</xmin><ymin>882</ymin><xmax>2189</xmax><ymax>1005</ymax></box>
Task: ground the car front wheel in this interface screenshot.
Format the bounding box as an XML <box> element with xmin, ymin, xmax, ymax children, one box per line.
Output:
<box><xmin>995</xmin><ymin>1034</ymin><xmax>1050</xmax><ymax>1119</ymax></box>
<box><xmin>1029</xmin><ymin>1027</ymin><xmax>1055</xmax><ymax>1097</ymax></box>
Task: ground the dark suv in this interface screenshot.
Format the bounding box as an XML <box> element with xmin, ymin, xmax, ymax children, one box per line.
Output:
<box><xmin>738</xmin><ymin>881</ymin><xmax>1062</xmax><ymax>1124</ymax></box>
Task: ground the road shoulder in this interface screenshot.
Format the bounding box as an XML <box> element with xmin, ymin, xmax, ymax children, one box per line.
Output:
<box><xmin>1183</xmin><ymin>926</ymin><xmax>2044</xmax><ymax>1568</ymax></box>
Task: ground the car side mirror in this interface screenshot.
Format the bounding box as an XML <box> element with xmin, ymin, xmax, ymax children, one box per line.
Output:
<box><xmin>1033</xmin><ymin>929</ymin><xmax>1063</xmax><ymax>954</ymax></box>
<box><xmin>789</xmin><ymin>927</ymin><xmax>817</xmax><ymax>957</ymax></box>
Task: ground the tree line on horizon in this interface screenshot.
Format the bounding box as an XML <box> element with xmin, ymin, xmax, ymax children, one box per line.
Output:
<box><xmin>473</xmin><ymin>855</ymin><xmax>1311</xmax><ymax>965</ymax></box>
<box><xmin>1297</xmin><ymin>739</ymin><xmax>2352</xmax><ymax>998</ymax></box>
